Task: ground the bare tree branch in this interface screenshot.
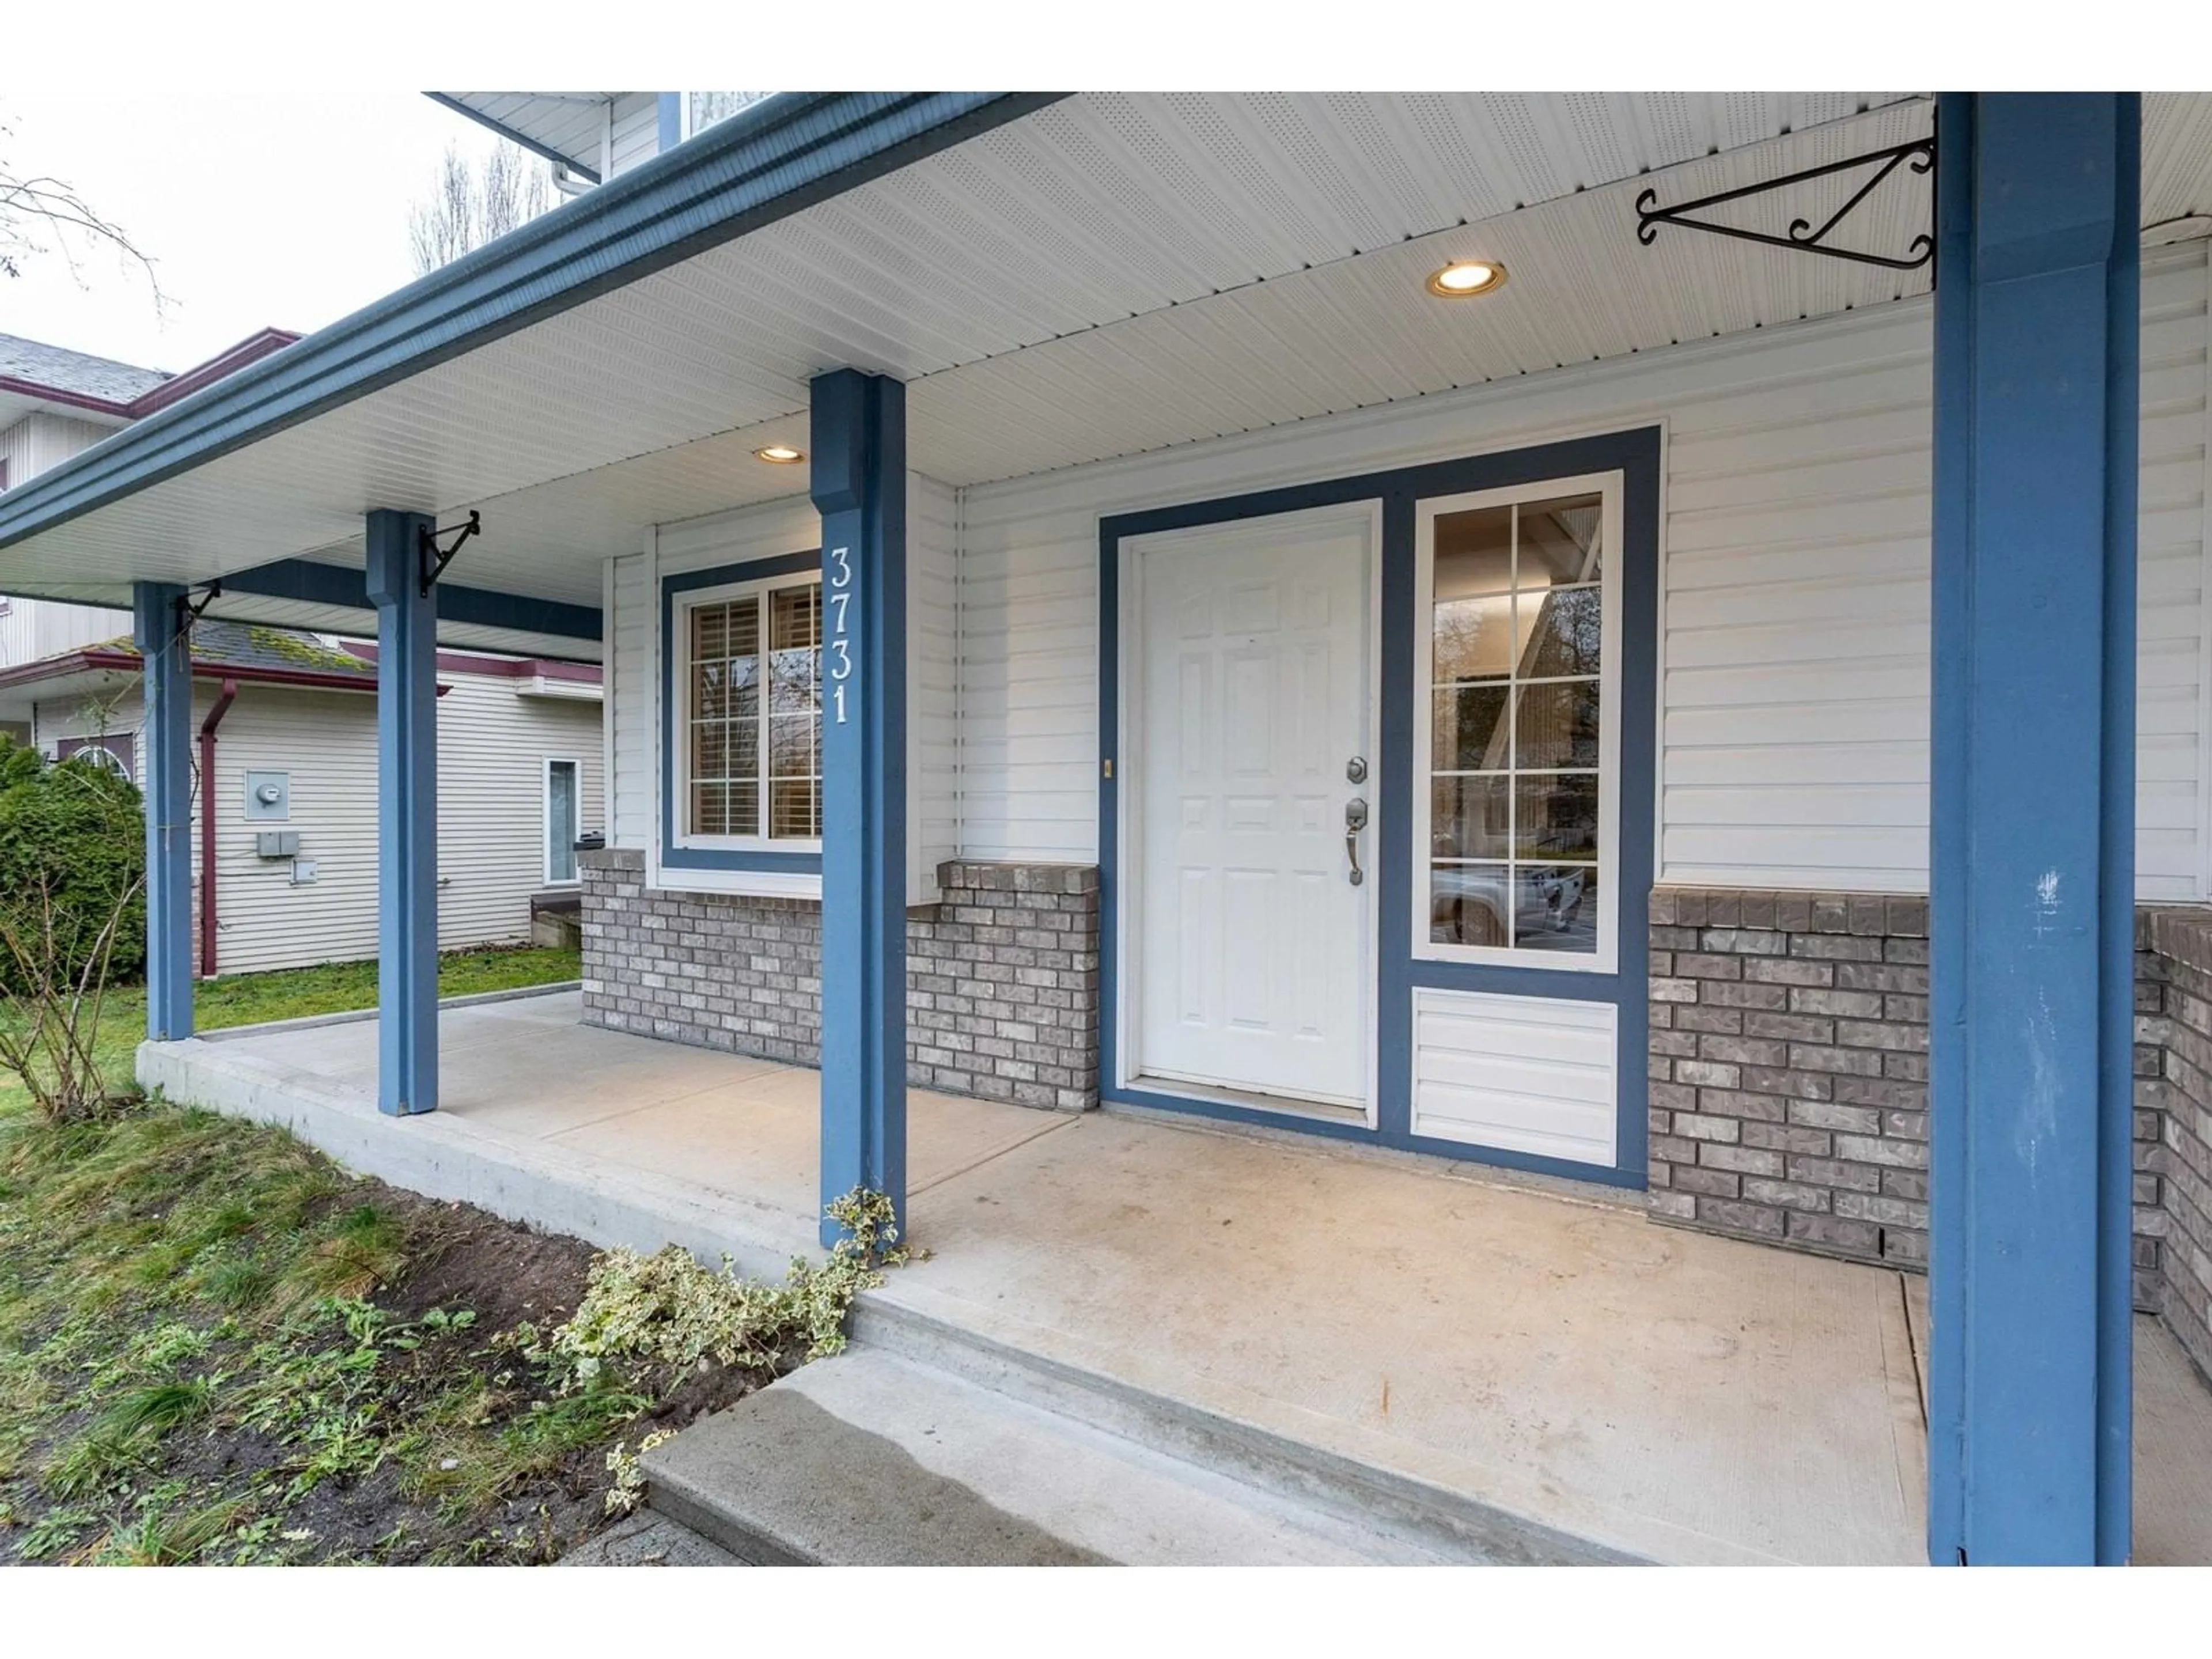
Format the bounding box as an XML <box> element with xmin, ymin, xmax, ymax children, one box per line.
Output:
<box><xmin>408</xmin><ymin>139</ymin><xmax>553</xmax><ymax>276</ymax></box>
<box><xmin>0</xmin><ymin>117</ymin><xmax>165</xmax><ymax>308</ymax></box>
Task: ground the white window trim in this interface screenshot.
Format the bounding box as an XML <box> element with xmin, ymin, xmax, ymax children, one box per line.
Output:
<box><xmin>1411</xmin><ymin>469</ymin><xmax>1624</xmax><ymax>975</ymax></box>
<box><xmin>543</xmin><ymin>756</ymin><xmax>582</xmax><ymax>887</ymax></box>
<box><xmin>669</xmin><ymin>569</ymin><xmax>824</xmax><ymax>855</ymax></box>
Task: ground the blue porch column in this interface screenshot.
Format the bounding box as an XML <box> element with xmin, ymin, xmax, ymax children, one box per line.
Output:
<box><xmin>1928</xmin><ymin>93</ymin><xmax>2139</xmax><ymax>1566</ymax></box>
<box><xmin>809</xmin><ymin>369</ymin><xmax>907</xmax><ymax>1245</ymax></box>
<box><xmin>364</xmin><ymin>510</ymin><xmax>440</xmax><ymax>1116</ymax></box>
<box><xmin>131</xmin><ymin>582</ymin><xmax>193</xmax><ymax>1041</ymax></box>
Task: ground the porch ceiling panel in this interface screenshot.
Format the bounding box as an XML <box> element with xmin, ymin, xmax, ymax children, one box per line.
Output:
<box><xmin>39</xmin><ymin>90</ymin><xmax>2212</xmax><ymax>628</ymax></box>
<box><xmin>904</xmin><ymin>101</ymin><xmax>1941</xmax><ymax>483</ymax></box>
<box><xmin>2146</xmin><ymin>90</ymin><xmax>2212</xmax><ymax>226</ymax></box>
<box><xmin>0</xmin><ymin>91</ymin><xmax>1931</xmax><ymax>619</ymax></box>
<box><xmin>433</xmin><ymin>92</ymin><xmax>619</xmax><ymax>177</ymax></box>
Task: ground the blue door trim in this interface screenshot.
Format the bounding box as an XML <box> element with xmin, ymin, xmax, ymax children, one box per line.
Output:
<box><xmin>660</xmin><ymin>550</ymin><xmax>824</xmax><ymax>873</ymax></box>
<box><xmin>1097</xmin><ymin>428</ymin><xmax>1661</xmax><ymax>1188</ymax></box>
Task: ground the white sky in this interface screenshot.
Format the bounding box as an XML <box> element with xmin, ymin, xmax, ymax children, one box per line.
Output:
<box><xmin>2</xmin><ymin>94</ymin><xmax>515</xmax><ymax>373</ymax></box>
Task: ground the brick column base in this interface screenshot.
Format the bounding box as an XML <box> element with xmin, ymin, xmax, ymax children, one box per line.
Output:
<box><xmin>1649</xmin><ymin>888</ymin><xmax>2167</xmax><ymax>1315</ymax></box>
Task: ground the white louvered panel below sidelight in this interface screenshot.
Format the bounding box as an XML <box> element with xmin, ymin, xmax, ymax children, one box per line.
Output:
<box><xmin>1410</xmin><ymin>988</ymin><xmax>1618</xmax><ymax>1167</ymax></box>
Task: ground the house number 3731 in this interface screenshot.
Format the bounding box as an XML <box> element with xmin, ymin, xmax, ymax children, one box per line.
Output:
<box><xmin>828</xmin><ymin>544</ymin><xmax>854</xmax><ymax>724</ymax></box>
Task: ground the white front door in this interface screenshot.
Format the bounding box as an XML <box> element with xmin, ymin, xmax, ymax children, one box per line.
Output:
<box><xmin>1130</xmin><ymin>507</ymin><xmax>1374</xmax><ymax>1109</ymax></box>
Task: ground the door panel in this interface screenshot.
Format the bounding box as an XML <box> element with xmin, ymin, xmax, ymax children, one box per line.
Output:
<box><xmin>1134</xmin><ymin>511</ymin><xmax>1373</xmax><ymax>1107</ymax></box>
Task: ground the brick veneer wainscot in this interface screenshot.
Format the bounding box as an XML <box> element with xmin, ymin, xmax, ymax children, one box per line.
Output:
<box><xmin>2139</xmin><ymin>908</ymin><xmax>2212</xmax><ymax>1381</ymax></box>
<box><xmin>1649</xmin><ymin>888</ymin><xmax>2170</xmax><ymax>1313</ymax></box>
<box><xmin>578</xmin><ymin>849</ymin><xmax>1100</xmax><ymax>1110</ymax></box>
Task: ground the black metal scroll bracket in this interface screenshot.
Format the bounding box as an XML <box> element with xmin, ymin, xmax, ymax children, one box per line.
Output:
<box><xmin>170</xmin><ymin>579</ymin><xmax>222</xmax><ymax>648</ymax></box>
<box><xmin>1635</xmin><ymin>136</ymin><xmax>1936</xmax><ymax>272</ymax></box>
<box><xmin>416</xmin><ymin>510</ymin><xmax>482</xmax><ymax>597</ymax></box>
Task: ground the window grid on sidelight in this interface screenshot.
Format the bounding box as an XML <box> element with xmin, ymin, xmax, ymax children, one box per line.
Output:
<box><xmin>1429</xmin><ymin>494</ymin><xmax>1603</xmax><ymax>954</ymax></box>
<box><xmin>688</xmin><ymin>580</ymin><xmax>822</xmax><ymax>842</ymax></box>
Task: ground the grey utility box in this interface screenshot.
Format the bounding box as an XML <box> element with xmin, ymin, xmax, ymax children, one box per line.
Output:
<box><xmin>244</xmin><ymin>771</ymin><xmax>291</xmax><ymax>821</ymax></box>
<box><xmin>255</xmin><ymin>831</ymin><xmax>300</xmax><ymax>859</ymax></box>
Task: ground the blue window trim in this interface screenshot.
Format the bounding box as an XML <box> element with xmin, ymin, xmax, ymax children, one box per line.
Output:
<box><xmin>1097</xmin><ymin>427</ymin><xmax>1661</xmax><ymax>1188</ymax></box>
<box><xmin>660</xmin><ymin>550</ymin><xmax>824</xmax><ymax>873</ymax></box>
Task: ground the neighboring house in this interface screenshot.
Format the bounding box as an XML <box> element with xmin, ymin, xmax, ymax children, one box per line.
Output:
<box><xmin>1</xmin><ymin>90</ymin><xmax>2205</xmax><ymax>1561</ymax></box>
<box><xmin>1</xmin><ymin>328</ymin><xmax>302</xmax><ymax>732</ymax></box>
<box><xmin>432</xmin><ymin>92</ymin><xmax>772</xmax><ymax>191</ymax></box>
<box><xmin>1</xmin><ymin>328</ymin><xmax>604</xmax><ymax>972</ymax></box>
<box><xmin>0</xmin><ymin>619</ymin><xmax>602</xmax><ymax>975</ymax></box>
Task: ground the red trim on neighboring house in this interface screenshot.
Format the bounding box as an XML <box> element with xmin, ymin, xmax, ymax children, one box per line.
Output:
<box><xmin>129</xmin><ymin>330</ymin><xmax>301</xmax><ymax>418</ymax></box>
<box><xmin>0</xmin><ymin>650</ymin><xmax>448</xmax><ymax>698</ymax></box>
<box><xmin>0</xmin><ymin>328</ymin><xmax>301</xmax><ymax>422</ymax></box>
<box><xmin>341</xmin><ymin>642</ymin><xmax>601</xmax><ymax>682</ymax></box>
<box><xmin>0</xmin><ymin>376</ymin><xmax>135</xmax><ymax>420</ymax></box>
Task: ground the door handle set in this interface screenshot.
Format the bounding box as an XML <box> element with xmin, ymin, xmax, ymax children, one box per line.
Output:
<box><xmin>1344</xmin><ymin>796</ymin><xmax>1369</xmax><ymax>886</ymax></box>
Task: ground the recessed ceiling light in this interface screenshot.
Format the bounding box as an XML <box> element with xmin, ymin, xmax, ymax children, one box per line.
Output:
<box><xmin>1426</xmin><ymin>260</ymin><xmax>1508</xmax><ymax>298</ymax></box>
<box><xmin>754</xmin><ymin>444</ymin><xmax>805</xmax><ymax>464</ymax></box>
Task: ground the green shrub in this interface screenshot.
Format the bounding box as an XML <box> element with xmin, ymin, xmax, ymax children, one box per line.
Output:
<box><xmin>0</xmin><ymin>733</ymin><xmax>147</xmax><ymax>992</ymax></box>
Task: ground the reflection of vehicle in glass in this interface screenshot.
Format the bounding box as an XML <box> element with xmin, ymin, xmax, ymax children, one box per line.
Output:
<box><xmin>1431</xmin><ymin>862</ymin><xmax>1586</xmax><ymax>944</ymax></box>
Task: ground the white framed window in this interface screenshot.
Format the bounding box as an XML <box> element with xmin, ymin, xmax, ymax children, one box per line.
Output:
<box><xmin>672</xmin><ymin>571</ymin><xmax>823</xmax><ymax>850</ymax></box>
<box><xmin>544</xmin><ymin>758</ymin><xmax>581</xmax><ymax>884</ymax></box>
<box><xmin>1412</xmin><ymin>472</ymin><xmax>1623</xmax><ymax>974</ymax></box>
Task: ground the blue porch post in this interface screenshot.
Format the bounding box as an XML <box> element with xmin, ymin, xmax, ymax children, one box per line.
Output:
<box><xmin>1928</xmin><ymin>93</ymin><xmax>2139</xmax><ymax>1566</ymax></box>
<box><xmin>131</xmin><ymin>582</ymin><xmax>193</xmax><ymax>1041</ymax></box>
<box><xmin>364</xmin><ymin>510</ymin><xmax>440</xmax><ymax>1116</ymax></box>
<box><xmin>809</xmin><ymin>368</ymin><xmax>907</xmax><ymax>1245</ymax></box>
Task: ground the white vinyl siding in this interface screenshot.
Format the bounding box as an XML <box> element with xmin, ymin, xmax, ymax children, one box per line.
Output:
<box><xmin>953</xmin><ymin>242</ymin><xmax>2212</xmax><ymax>899</ymax></box>
<box><xmin>608</xmin><ymin>94</ymin><xmax>661</xmax><ymax>177</ymax></box>
<box><xmin>909</xmin><ymin>472</ymin><xmax>960</xmax><ymax>905</ymax></box>
<box><xmin>607</xmin><ymin>550</ymin><xmax>653</xmax><ymax>849</ymax></box>
<box><xmin>433</xmin><ymin>672</ymin><xmax>605</xmax><ymax>952</ymax></box>
<box><xmin>35</xmin><ymin>672</ymin><xmax>602</xmax><ymax>976</ymax></box>
<box><xmin>0</xmin><ymin>414</ymin><xmax>134</xmax><ymax>672</ymax></box>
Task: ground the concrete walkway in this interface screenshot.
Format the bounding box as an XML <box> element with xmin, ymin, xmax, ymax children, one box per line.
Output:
<box><xmin>142</xmin><ymin>991</ymin><xmax>2212</xmax><ymax>1565</ymax></box>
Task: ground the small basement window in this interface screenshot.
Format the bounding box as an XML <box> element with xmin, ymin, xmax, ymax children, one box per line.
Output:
<box><xmin>674</xmin><ymin>571</ymin><xmax>823</xmax><ymax>849</ymax></box>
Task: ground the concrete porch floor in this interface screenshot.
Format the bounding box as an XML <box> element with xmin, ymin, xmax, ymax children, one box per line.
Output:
<box><xmin>143</xmin><ymin>990</ymin><xmax>2212</xmax><ymax>1566</ymax></box>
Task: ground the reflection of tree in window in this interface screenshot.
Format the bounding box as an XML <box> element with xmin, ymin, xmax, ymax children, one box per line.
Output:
<box><xmin>1427</xmin><ymin>492</ymin><xmax>1603</xmax><ymax>952</ymax></box>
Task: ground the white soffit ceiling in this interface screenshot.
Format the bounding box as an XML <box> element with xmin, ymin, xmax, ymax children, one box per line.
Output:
<box><xmin>437</xmin><ymin>92</ymin><xmax>619</xmax><ymax>175</ymax></box>
<box><xmin>17</xmin><ymin>90</ymin><xmax>2209</xmax><ymax>616</ymax></box>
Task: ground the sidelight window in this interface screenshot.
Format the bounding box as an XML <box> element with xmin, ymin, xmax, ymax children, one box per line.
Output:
<box><xmin>1414</xmin><ymin>475</ymin><xmax>1620</xmax><ymax>970</ymax></box>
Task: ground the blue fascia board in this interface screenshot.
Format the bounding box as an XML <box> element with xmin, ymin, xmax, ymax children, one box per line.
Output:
<box><xmin>220</xmin><ymin>557</ymin><xmax>603</xmax><ymax>643</ymax></box>
<box><xmin>423</xmin><ymin>93</ymin><xmax>604</xmax><ymax>184</ymax></box>
<box><xmin>0</xmin><ymin>91</ymin><xmax>1069</xmax><ymax>559</ymax></box>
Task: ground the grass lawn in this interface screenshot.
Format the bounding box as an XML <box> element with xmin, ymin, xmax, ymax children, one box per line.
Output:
<box><xmin>0</xmin><ymin>942</ymin><xmax>874</xmax><ymax>1566</ymax></box>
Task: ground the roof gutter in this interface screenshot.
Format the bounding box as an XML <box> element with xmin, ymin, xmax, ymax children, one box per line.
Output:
<box><xmin>0</xmin><ymin>90</ymin><xmax>1069</xmax><ymax>557</ymax></box>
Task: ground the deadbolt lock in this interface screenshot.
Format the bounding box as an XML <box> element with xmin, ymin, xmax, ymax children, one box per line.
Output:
<box><xmin>1346</xmin><ymin>756</ymin><xmax>1368</xmax><ymax>785</ymax></box>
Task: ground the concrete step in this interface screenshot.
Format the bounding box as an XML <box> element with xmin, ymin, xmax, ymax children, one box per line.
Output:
<box><xmin>641</xmin><ymin>1348</ymin><xmax>1473</xmax><ymax>1565</ymax></box>
<box><xmin>846</xmin><ymin>1293</ymin><xmax>1640</xmax><ymax>1565</ymax></box>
